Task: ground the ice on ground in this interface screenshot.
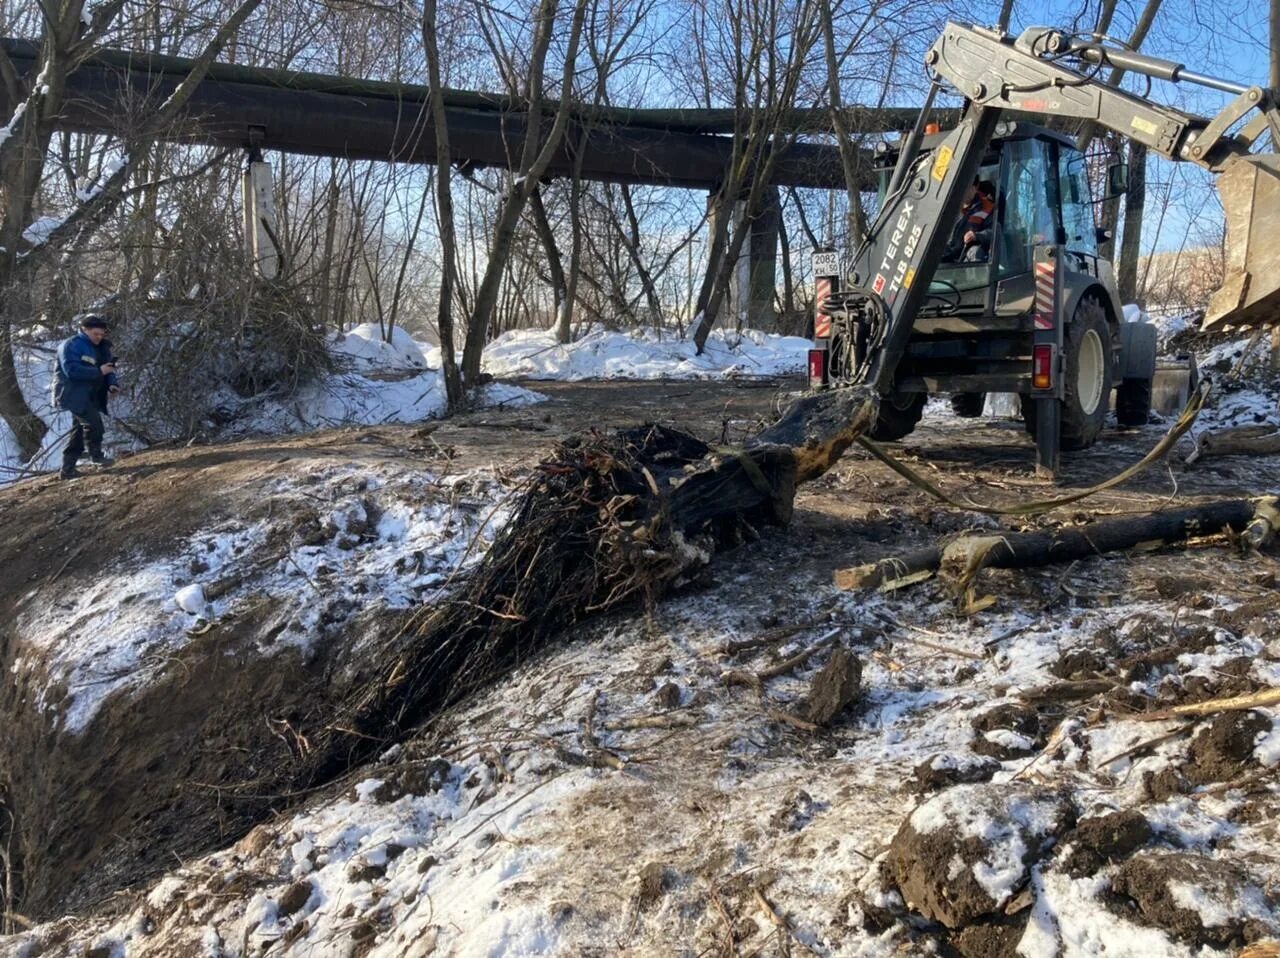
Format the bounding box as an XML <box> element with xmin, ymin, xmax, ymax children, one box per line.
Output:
<box><xmin>482</xmin><ymin>325</ymin><xmax>810</xmax><ymax>380</ymax></box>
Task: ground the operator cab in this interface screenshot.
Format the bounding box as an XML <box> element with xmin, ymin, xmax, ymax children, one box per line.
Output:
<box><xmin>873</xmin><ymin>121</ymin><xmax>1101</xmax><ymax>318</ymax></box>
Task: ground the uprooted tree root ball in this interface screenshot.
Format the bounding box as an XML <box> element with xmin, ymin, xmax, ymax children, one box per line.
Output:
<box><xmin>303</xmin><ymin>386</ymin><xmax>876</xmax><ymax>782</ymax></box>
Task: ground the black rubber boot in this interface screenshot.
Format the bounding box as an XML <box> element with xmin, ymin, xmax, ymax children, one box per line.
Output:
<box><xmin>59</xmin><ymin>464</ymin><xmax>81</xmax><ymax>480</ymax></box>
<box><xmin>89</xmin><ymin>450</ymin><xmax>115</xmax><ymax>467</ymax></box>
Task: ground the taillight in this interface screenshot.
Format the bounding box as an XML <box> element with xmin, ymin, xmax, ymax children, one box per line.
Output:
<box><xmin>1032</xmin><ymin>344</ymin><xmax>1053</xmax><ymax>390</ymax></box>
<box><xmin>809</xmin><ymin>349</ymin><xmax>827</xmax><ymax>387</ymax></box>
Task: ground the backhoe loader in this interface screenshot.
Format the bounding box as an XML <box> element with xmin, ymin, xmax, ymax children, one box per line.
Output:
<box><xmin>809</xmin><ymin>22</ymin><xmax>1280</xmax><ymax>476</ymax></box>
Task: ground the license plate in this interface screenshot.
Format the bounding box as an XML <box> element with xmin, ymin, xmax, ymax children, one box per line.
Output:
<box><xmin>811</xmin><ymin>250</ymin><xmax>840</xmax><ymax>277</ymax></box>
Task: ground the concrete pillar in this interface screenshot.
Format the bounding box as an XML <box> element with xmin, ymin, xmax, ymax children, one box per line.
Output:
<box><xmin>726</xmin><ymin>188</ymin><xmax>780</xmax><ymax>330</ymax></box>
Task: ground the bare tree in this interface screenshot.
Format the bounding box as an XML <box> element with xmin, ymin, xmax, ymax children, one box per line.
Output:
<box><xmin>0</xmin><ymin>0</ymin><xmax>265</xmax><ymax>460</ymax></box>
<box><xmin>423</xmin><ymin>0</ymin><xmax>464</xmax><ymax>404</ymax></box>
<box><xmin>456</xmin><ymin>0</ymin><xmax>591</xmax><ymax>385</ymax></box>
<box><xmin>688</xmin><ymin>0</ymin><xmax>823</xmax><ymax>352</ymax></box>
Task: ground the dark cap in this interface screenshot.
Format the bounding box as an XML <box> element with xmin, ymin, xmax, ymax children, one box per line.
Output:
<box><xmin>79</xmin><ymin>314</ymin><xmax>108</xmax><ymax>329</ymax></box>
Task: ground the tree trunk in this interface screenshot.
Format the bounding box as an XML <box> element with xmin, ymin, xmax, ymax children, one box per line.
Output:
<box><xmin>0</xmin><ymin>321</ymin><xmax>44</xmax><ymax>459</ymax></box>
<box><xmin>459</xmin><ymin>0</ymin><xmax>590</xmax><ymax>384</ymax></box>
<box><xmin>1117</xmin><ymin>141</ymin><xmax>1147</xmax><ymax>302</ymax></box>
<box><xmin>561</xmin><ymin>164</ymin><xmax>585</xmax><ymax>343</ymax></box>
<box><xmin>423</xmin><ymin>0</ymin><xmax>463</xmax><ymax>406</ymax></box>
<box><xmin>835</xmin><ymin>497</ymin><xmax>1269</xmax><ymax>591</ymax></box>
<box><xmin>619</xmin><ymin>186</ymin><xmax>664</xmax><ymax>328</ymax></box>
<box><xmin>528</xmin><ymin>187</ymin><xmax>569</xmax><ymax>341</ymax></box>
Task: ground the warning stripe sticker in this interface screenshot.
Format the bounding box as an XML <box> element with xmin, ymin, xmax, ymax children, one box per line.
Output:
<box><xmin>1034</xmin><ymin>261</ymin><xmax>1055</xmax><ymax>330</ymax></box>
<box><xmin>815</xmin><ymin>277</ymin><xmax>832</xmax><ymax>338</ymax></box>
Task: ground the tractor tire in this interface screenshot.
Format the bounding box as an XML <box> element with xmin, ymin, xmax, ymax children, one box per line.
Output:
<box><xmin>950</xmin><ymin>392</ymin><xmax>986</xmax><ymax>418</ymax></box>
<box><xmin>1020</xmin><ymin>294</ymin><xmax>1114</xmax><ymax>450</ymax></box>
<box><xmin>1115</xmin><ymin>377</ymin><xmax>1153</xmax><ymax>426</ymax></box>
<box><xmin>1059</xmin><ymin>294</ymin><xmax>1113</xmax><ymax>450</ymax></box>
<box><xmin>870</xmin><ymin>392</ymin><xmax>927</xmax><ymax>441</ymax></box>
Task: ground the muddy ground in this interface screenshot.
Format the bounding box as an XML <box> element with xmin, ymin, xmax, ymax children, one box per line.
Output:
<box><xmin>1</xmin><ymin>376</ymin><xmax>1277</xmax><ymax>942</ymax></box>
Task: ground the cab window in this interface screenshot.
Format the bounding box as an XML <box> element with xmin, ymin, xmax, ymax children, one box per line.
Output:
<box><xmin>1057</xmin><ymin>146</ymin><xmax>1099</xmax><ymax>256</ymax></box>
<box><xmin>1000</xmin><ymin>138</ymin><xmax>1057</xmax><ymax>276</ymax></box>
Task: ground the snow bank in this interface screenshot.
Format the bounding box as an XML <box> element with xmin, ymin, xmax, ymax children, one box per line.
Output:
<box><xmin>332</xmin><ymin>323</ymin><xmax>432</xmax><ymax>370</ymax></box>
<box><xmin>482</xmin><ymin>326</ymin><xmax>810</xmax><ymax>381</ymax></box>
<box><xmin>223</xmin><ymin>370</ymin><xmax>541</xmax><ymax>437</ymax></box>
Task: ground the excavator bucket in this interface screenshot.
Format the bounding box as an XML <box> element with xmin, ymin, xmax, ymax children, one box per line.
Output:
<box><xmin>1205</xmin><ymin>154</ymin><xmax>1280</xmax><ymax>331</ymax></box>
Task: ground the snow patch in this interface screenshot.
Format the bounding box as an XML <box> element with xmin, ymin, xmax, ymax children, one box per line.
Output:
<box><xmin>908</xmin><ymin>785</ymin><xmax>1067</xmax><ymax>904</ymax></box>
<box><xmin>482</xmin><ymin>325</ymin><xmax>809</xmax><ymax>381</ymax></box>
<box><xmin>1255</xmin><ymin>714</ymin><xmax>1280</xmax><ymax>767</ymax></box>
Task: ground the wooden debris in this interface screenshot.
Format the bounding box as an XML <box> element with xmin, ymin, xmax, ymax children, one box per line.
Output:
<box><xmin>603</xmin><ymin>711</ymin><xmax>697</xmax><ymax>732</ymax></box>
<box><xmin>767</xmin><ymin>709</ymin><xmax>820</xmax><ymax>733</ymax></box>
<box><xmin>718</xmin><ymin>618</ymin><xmax>831</xmax><ymax>656</ymax></box>
<box><xmin>1239</xmin><ymin>941</ymin><xmax>1280</xmax><ymax>958</ymax></box>
<box><xmin>833</xmin><ymin>498</ymin><xmax>1274</xmax><ymax>601</ymax></box>
<box><xmin>1019</xmin><ymin>679</ymin><xmax>1116</xmax><ymax>705</ymax></box>
<box><xmin>1186</xmin><ymin>425</ymin><xmax>1280</xmax><ymax>464</ymax></box>
<box><xmin>1134</xmin><ymin>687</ymin><xmax>1280</xmax><ymax>722</ymax></box>
<box><xmin>724</xmin><ymin>628</ymin><xmax>842</xmax><ymax>692</ymax></box>
<box><xmin>1095</xmin><ymin>727</ymin><xmax>1191</xmax><ymax>767</ymax></box>
<box><xmin>1245</xmin><ymin>496</ymin><xmax>1280</xmax><ymax>552</ymax></box>
<box><xmin>758</xmin><ymin>629</ymin><xmax>841</xmax><ymax>680</ymax></box>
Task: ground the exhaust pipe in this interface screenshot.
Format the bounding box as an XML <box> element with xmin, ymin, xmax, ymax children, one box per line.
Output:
<box><xmin>1206</xmin><ymin>154</ymin><xmax>1280</xmax><ymax>330</ymax></box>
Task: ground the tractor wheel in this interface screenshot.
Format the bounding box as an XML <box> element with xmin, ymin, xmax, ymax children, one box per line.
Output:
<box><xmin>1115</xmin><ymin>377</ymin><xmax>1153</xmax><ymax>427</ymax></box>
<box><xmin>1021</xmin><ymin>294</ymin><xmax>1114</xmax><ymax>450</ymax></box>
<box><xmin>1059</xmin><ymin>294</ymin><xmax>1113</xmax><ymax>449</ymax></box>
<box><xmin>950</xmin><ymin>392</ymin><xmax>986</xmax><ymax>418</ymax></box>
<box><xmin>869</xmin><ymin>392</ymin><xmax>927</xmax><ymax>441</ymax></box>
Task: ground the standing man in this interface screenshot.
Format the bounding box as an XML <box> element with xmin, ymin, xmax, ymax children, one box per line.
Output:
<box><xmin>54</xmin><ymin>313</ymin><xmax>119</xmax><ymax>479</ymax></box>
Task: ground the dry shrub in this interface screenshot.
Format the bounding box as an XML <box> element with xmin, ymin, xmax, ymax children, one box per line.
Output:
<box><xmin>117</xmin><ymin>279</ymin><xmax>333</xmax><ymax>439</ymax></box>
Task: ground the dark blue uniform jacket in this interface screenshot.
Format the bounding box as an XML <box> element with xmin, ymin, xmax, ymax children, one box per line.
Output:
<box><xmin>54</xmin><ymin>332</ymin><xmax>117</xmax><ymax>416</ymax></box>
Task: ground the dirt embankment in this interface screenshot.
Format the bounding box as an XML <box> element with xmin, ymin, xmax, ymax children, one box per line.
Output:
<box><xmin>0</xmin><ymin>381</ymin><xmax>789</xmax><ymax>921</ymax></box>
<box><xmin>0</xmin><ymin>431</ymin><xmax>447</xmax><ymax>918</ymax></box>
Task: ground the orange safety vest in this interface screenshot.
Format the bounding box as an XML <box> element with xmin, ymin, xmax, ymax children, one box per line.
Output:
<box><xmin>965</xmin><ymin>193</ymin><xmax>994</xmax><ymax>230</ymax></box>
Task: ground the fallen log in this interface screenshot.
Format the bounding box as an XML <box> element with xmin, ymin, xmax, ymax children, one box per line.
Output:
<box><xmin>1186</xmin><ymin>424</ymin><xmax>1280</xmax><ymax>464</ymax></box>
<box><xmin>835</xmin><ymin>496</ymin><xmax>1278</xmax><ymax>596</ymax></box>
